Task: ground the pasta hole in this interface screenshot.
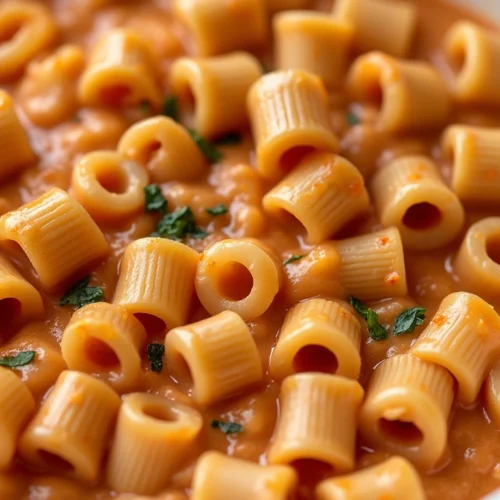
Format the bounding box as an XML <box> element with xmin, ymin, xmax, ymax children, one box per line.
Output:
<box><xmin>378</xmin><ymin>418</ymin><xmax>423</xmax><ymax>445</ymax></box>
<box><xmin>99</xmin><ymin>84</ymin><xmax>131</xmax><ymax>107</ymax></box>
<box><xmin>216</xmin><ymin>262</ymin><xmax>254</xmax><ymax>301</ymax></box>
<box><xmin>0</xmin><ymin>298</ymin><xmax>21</xmax><ymax>326</ymax></box>
<box><xmin>367</xmin><ymin>81</ymin><xmax>383</xmax><ymax>108</ymax></box>
<box><xmin>449</xmin><ymin>42</ymin><xmax>466</xmax><ymax>76</ymax></box>
<box><xmin>0</xmin><ymin>22</ymin><xmax>22</xmax><ymax>43</ymax></box>
<box><xmin>37</xmin><ymin>450</ymin><xmax>74</xmax><ymax>473</ymax></box>
<box><xmin>402</xmin><ymin>202</ymin><xmax>442</xmax><ymax>231</ymax></box>
<box><xmin>293</xmin><ymin>345</ymin><xmax>338</xmax><ymax>374</ymax></box>
<box><xmin>291</xmin><ymin>459</ymin><xmax>333</xmax><ymax>488</ymax></box>
<box><xmin>84</xmin><ymin>337</ymin><xmax>120</xmax><ymax>370</ymax></box>
<box><xmin>96</xmin><ymin>167</ymin><xmax>128</xmax><ymax>194</ymax></box>
<box><xmin>142</xmin><ymin>404</ymin><xmax>177</xmax><ymax>422</ymax></box>
<box><xmin>279</xmin><ymin>146</ymin><xmax>314</xmax><ymax>172</ymax></box>
<box><xmin>134</xmin><ymin>313</ymin><xmax>166</xmax><ymax>336</ymax></box>
<box><xmin>180</xmin><ymin>86</ymin><xmax>196</xmax><ymax>127</ymax></box>
<box><xmin>144</xmin><ymin>140</ymin><xmax>162</xmax><ymax>164</ymax></box>
<box><xmin>486</xmin><ymin>234</ymin><xmax>500</xmax><ymax>265</ymax></box>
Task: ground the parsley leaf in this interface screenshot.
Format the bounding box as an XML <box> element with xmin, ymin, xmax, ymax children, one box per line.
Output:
<box><xmin>144</xmin><ymin>184</ymin><xmax>168</xmax><ymax>214</ymax></box>
<box><xmin>349</xmin><ymin>296</ymin><xmax>388</xmax><ymax>341</ymax></box>
<box><xmin>210</xmin><ymin>419</ymin><xmax>244</xmax><ymax>434</ymax></box>
<box><xmin>346</xmin><ymin>111</ymin><xmax>360</xmax><ymax>126</ymax></box>
<box><xmin>140</xmin><ymin>100</ymin><xmax>152</xmax><ymax>114</ymax></box>
<box><xmin>0</xmin><ymin>351</ymin><xmax>36</xmax><ymax>369</ymax></box>
<box><xmin>215</xmin><ymin>133</ymin><xmax>241</xmax><ymax>146</ymax></box>
<box><xmin>153</xmin><ymin>206</ymin><xmax>208</xmax><ymax>240</ymax></box>
<box><xmin>188</xmin><ymin>129</ymin><xmax>222</xmax><ymax>163</ymax></box>
<box><xmin>206</xmin><ymin>204</ymin><xmax>228</xmax><ymax>216</ymax></box>
<box><xmin>60</xmin><ymin>276</ymin><xmax>105</xmax><ymax>309</ymax></box>
<box><xmin>147</xmin><ymin>343</ymin><xmax>165</xmax><ymax>373</ymax></box>
<box><xmin>283</xmin><ymin>254</ymin><xmax>305</xmax><ymax>266</ymax></box>
<box><xmin>162</xmin><ymin>95</ymin><xmax>179</xmax><ymax>122</ymax></box>
<box><xmin>393</xmin><ymin>307</ymin><xmax>426</xmax><ymax>336</ymax></box>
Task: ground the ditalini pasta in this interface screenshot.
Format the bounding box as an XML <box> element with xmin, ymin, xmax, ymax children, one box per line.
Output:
<box><xmin>485</xmin><ymin>360</ymin><xmax>500</xmax><ymax>427</ymax></box>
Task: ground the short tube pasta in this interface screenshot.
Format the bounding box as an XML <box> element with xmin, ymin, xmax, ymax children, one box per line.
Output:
<box><xmin>191</xmin><ymin>452</ymin><xmax>298</xmax><ymax>500</ymax></box>
<box><xmin>410</xmin><ymin>292</ymin><xmax>500</xmax><ymax>405</ymax></box>
<box><xmin>195</xmin><ymin>238</ymin><xmax>282</xmax><ymax>320</ymax></box>
<box><xmin>485</xmin><ymin>360</ymin><xmax>500</xmax><ymax>427</ymax></box>
<box><xmin>346</xmin><ymin>52</ymin><xmax>452</xmax><ymax>132</ymax></box>
<box><xmin>19</xmin><ymin>370</ymin><xmax>120</xmax><ymax>482</ymax></box>
<box><xmin>117</xmin><ymin>117</ymin><xmax>207</xmax><ymax>183</ymax></box>
<box><xmin>263</xmin><ymin>152</ymin><xmax>370</xmax><ymax>245</ymax></box>
<box><xmin>165</xmin><ymin>311</ymin><xmax>263</xmax><ymax>405</ymax></box>
<box><xmin>61</xmin><ymin>303</ymin><xmax>147</xmax><ymax>392</ymax></box>
<box><xmin>71</xmin><ymin>151</ymin><xmax>149</xmax><ymax>222</ymax></box>
<box><xmin>370</xmin><ymin>156</ymin><xmax>464</xmax><ymax>250</ymax></box>
<box><xmin>106</xmin><ymin>393</ymin><xmax>203</xmax><ymax>495</ymax></box>
<box><xmin>170</xmin><ymin>52</ymin><xmax>262</xmax><ymax>139</ymax></box>
<box><xmin>269</xmin><ymin>298</ymin><xmax>362</xmax><ymax>381</ymax></box>
<box><xmin>247</xmin><ymin>69</ymin><xmax>339</xmax><ymax>180</ymax></box>
<box><xmin>359</xmin><ymin>354</ymin><xmax>454</xmax><ymax>469</ymax></box>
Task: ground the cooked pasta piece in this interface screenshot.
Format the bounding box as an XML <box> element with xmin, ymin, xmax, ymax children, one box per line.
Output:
<box><xmin>332</xmin><ymin>0</ymin><xmax>417</xmax><ymax>57</ymax></box>
<box><xmin>71</xmin><ymin>151</ymin><xmax>149</xmax><ymax>223</ymax></box>
<box><xmin>173</xmin><ymin>0</ymin><xmax>267</xmax><ymax>56</ymax></box>
<box><xmin>78</xmin><ymin>29</ymin><xmax>161</xmax><ymax>109</ymax></box>
<box><xmin>274</xmin><ymin>12</ymin><xmax>353</xmax><ymax>88</ymax></box>
<box><xmin>370</xmin><ymin>156</ymin><xmax>464</xmax><ymax>250</ymax></box>
<box><xmin>117</xmin><ymin>116</ymin><xmax>207</xmax><ymax>183</ymax></box>
<box><xmin>61</xmin><ymin>303</ymin><xmax>147</xmax><ymax>392</ymax></box>
<box><xmin>485</xmin><ymin>360</ymin><xmax>500</xmax><ymax>427</ymax></box>
<box><xmin>0</xmin><ymin>188</ymin><xmax>109</xmax><ymax>291</ymax></box>
<box><xmin>247</xmin><ymin>70</ymin><xmax>339</xmax><ymax>180</ymax></box>
<box><xmin>316</xmin><ymin>456</ymin><xmax>425</xmax><ymax>500</ymax></box>
<box><xmin>270</xmin><ymin>298</ymin><xmax>362</xmax><ymax>380</ymax></box>
<box><xmin>107</xmin><ymin>394</ymin><xmax>203</xmax><ymax>495</ymax></box>
<box><xmin>195</xmin><ymin>238</ymin><xmax>282</xmax><ymax>320</ymax></box>
<box><xmin>268</xmin><ymin>373</ymin><xmax>364</xmax><ymax>472</ymax></box>
<box><xmin>170</xmin><ymin>52</ymin><xmax>262</xmax><ymax>139</ymax></box>
<box><xmin>346</xmin><ymin>52</ymin><xmax>452</xmax><ymax>132</ymax></box>
<box><xmin>191</xmin><ymin>451</ymin><xmax>298</xmax><ymax>500</ymax></box>
<box><xmin>263</xmin><ymin>152</ymin><xmax>370</xmax><ymax>244</ymax></box>
<box><xmin>334</xmin><ymin>227</ymin><xmax>408</xmax><ymax>300</ymax></box>
<box><xmin>19</xmin><ymin>371</ymin><xmax>120</xmax><ymax>482</ymax></box>
<box><xmin>410</xmin><ymin>292</ymin><xmax>500</xmax><ymax>405</ymax></box>
<box><xmin>113</xmin><ymin>238</ymin><xmax>200</xmax><ymax>333</ymax></box>
<box><xmin>444</xmin><ymin>22</ymin><xmax>500</xmax><ymax>105</ymax></box>
<box><xmin>165</xmin><ymin>311</ymin><xmax>263</xmax><ymax>405</ymax></box>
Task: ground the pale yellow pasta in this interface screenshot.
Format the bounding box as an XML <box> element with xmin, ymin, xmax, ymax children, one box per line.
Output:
<box><xmin>173</xmin><ymin>0</ymin><xmax>267</xmax><ymax>57</ymax></box>
<box><xmin>274</xmin><ymin>12</ymin><xmax>353</xmax><ymax>88</ymax></box>
<box><xmin>71</xmin><ymin>151</ymin><xmax>149</xmax><ymax>223</ymax></box>
<box><xmin>170</xmin><ymin>52</ymin><xmax>262</xmax><ymax>139</ymax></box>
<box><xmin>0</xmin><ymin>367</ymin><xmax>35</xmax><ymax>470</ymax></box>
<box><xmin>61</xmin><ymin>303</ymin><xmax>147</xmax><ymax>392</ymax></box>
<box><xmin>316</xmin><ymin>456</ymin><xmax>426</xmax><ymax>500</ymax></box>
<box><xmin>106</xmin><ymin>393</ymin><xmax>203</xmax><ymax>495</ymax></box>
<box><xmin>165</xmin><ymin>311</ymin><xmax>263</xmax><ymax>405</ymax></box>
<box><xmin>195</xmin><ymin>238</ymin><xmax>282</xmax><ymax>320</ymax></box>
<box><xmin>333</xmin><ymin>227</ymin><xmax>408</xmax><ymax>300</ymax></box>
<box><xmin>265</xmin><ymin>0</ymin><xmax>312</xmax><ymax>14</ymax></box>
<box><xmin>117</xmin><ymin>116</ymin><xmax>208</xmax><ymax>183</ymax></box>
<box><xmin>247</xmin><ymin>69</ymin><xmax>339</xmax><ymax>180</ymax></box>
<box><xmin>270</xmin><ymin>298</ymin><xmax>362</xmax><ymax>381</ymax></box>
<box><xmin>19</xmin><ymin>370</ymin><xmax>120</xmax><ymax>482</ymax></box>
<box><xmin>113</xmin><ymin>238</ymin><xmax>200</xmax><ymax>332</ymax></box>
<box><xmin>485</xmin><ymin>360</ymin><xmax>500</xmax><ymax>427</ymax></box>
<box><xmin>370</xmin><ymin>156</ymin><xmax>464</xmax><ymax>250</ymax></box>
<box><xmin>346</xmin><ymin>52</ymin><xmax>452</xmax><ymax>132</ymax></box>
<box><xmin>268</xmin><ymin>373</ymin><xmax>363</xmax><ymax>472</ymax></box>
<box><xmin>0</xmin><ymin>188</ymin><xmax>110</xmax><ymax>291</ymax></box>
<box><xmin>263</xmin><ymin>152</ymin><xmax>370</xmax><ymax>245</ymax></box>
<box><xmin>410</xmin><ymin>292</ymin><xmax>500</xmax><ymax>405</ymax></box>
<box><xmin>0</xmin><ymin>2</ymin><xmax>57</xmax><ymax>82</ymax></box>
<box><xmin>0</xmin><ymin>90</ymin><xmax>35</xmax><ymax>181</ymax></box>
<box><xmin>191</xmin><ymin>451</ymin><xmax>298</xmax><ymax>500</ymax></box>
<box><xmin>444</xmin><ymin>21</ymin><xmax>500</xmax><ymax>105</ymax></box>
<box><xmin>78</xmin><ymin>29</ymin><xmax>161</xmax><ymax>108</ymax></box>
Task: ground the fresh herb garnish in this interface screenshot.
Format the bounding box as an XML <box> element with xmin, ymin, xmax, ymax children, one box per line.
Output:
<box><xmin>147</xmin><ymin>343</ymin><xmax>165</xmax><ymax>373</ymax></box>
<box><xmin>346</xmin><ymin>111</ymin><xmax>360</xmax><ymax>126</ymax></box>
<box><xmin>162</xmin><ymin>95</ymin><xmax>179</xmax><ymax>122</ymax></box>
<box><xmin>393</xmin><ymin>307</ymin><xmax>426</xmax><ymax>336</ymax></box>
<box><xmin>206</xmin><ymin>204</ymin><xmax>228</xmax><ymax>216</ymax></box>
<box><xmin>283</xmin><ymin>255</ymin><xmax>305</xmax><ymax>266</ymax></box>
<box><xmin>153</xmin><ymin>206</ymin><xmax>208</xmax><ymax>240</ymax></box>
<box><xmin>349</xmin><ymin>296</ymin><xmax>388</xmax><ymax>341</ymax></box>
<box><xmin>144</xmin><ymin>184</ymin><xmax>168</xmax><ymax>214</ymax></box>
<box><xmin>60</xmin><ymin>276</ymin><xmax>105</xmax><ymax>309</ymax></box>
<box><xmin>188</xmin><ymin>129</ymin><xmax>222</xmax><ymax>163</ymax></box>
<box><xmin>215</xmin><ymin>133</ymin><xmax>241</xmax><ymax>146</ymax></box>
<box><xmin>140</xmin><ymin>100</ymin><xmax>152</xmax><ymax>114</ymax></box>
<box><xmin>210</xmin><ymin>420</ymin><xmax>244</xmax><ymax>434</ymax></box>
<box><xmin>0</xmin><ymin>351</ymin><xmax>36</xmax><ymax>369</ymax></box>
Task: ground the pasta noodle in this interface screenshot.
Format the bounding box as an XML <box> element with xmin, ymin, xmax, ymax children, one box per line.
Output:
<box><xmin>485</xmin><ymin>360</ymin><xmax>500</xmax><ymax>428</ymax></box>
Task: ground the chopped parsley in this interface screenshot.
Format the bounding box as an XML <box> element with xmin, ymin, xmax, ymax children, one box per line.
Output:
<box><xmin>162</xmin><ymin>95</ymin><xmax>179</xmax><ymax>122</ymax></box>
<box><xmin>60</xmin><ymin>276</ymin><xmax>105</xmax><ymax>309</ymax></box>
<box><xmin>393</xmin><ymin>307</ymin><xmax>426</xmax><ymax>336</ymax></box>
<box><xmin>147</xmin><ymin>343</ymin><xmax>165</xmax><ymax>373</ymax></box>
<box><xmin>346</xmin><ymin>111</ymin><xmax>360</xmax><ymax>126</ymax></box>
<box><xmin>283</xmin><ymin>254</ymin><xmax>305</xmax><ymax>266</ymax></box>
<box><xmin>140</xmin><ymin>100</ymin><xmax>152</xmax><ymax>114</ymax></box>
<box><xmin>210</xmin><ymin>419</ymin><xmax>244</xmax><ymax>434</ymax></box>
<box><xmin>206</xmin><ymin>204</ymin><xmax>228</xmax><ymax>216</ymax></box>
<box><xmin>349</xmin><ymin>296</ymin><xmax>388</xmax><ymax>341</ymax></box>
<box><xmin>152</xmin><ymin>206</ymin><xmax>208</xmax><ymax>240</ymax></box>
<box><xmin>0</xmin><ymin>351</ymin><xmax>36</xmax><ymax>369</ymax></box>
<box><xmin>188</xmin><ymin>129</ymin><xmax>222</xmax><ymax>163</ymax></box>
<box><xmin>215</xmin><ymin>133</ymin><xmax>242</xmax><ymax>146</ymax></box>
<box><xmin>144</xmin><ymin>184</ymin><xmax>168</xmax><ymax>214</ymax></box>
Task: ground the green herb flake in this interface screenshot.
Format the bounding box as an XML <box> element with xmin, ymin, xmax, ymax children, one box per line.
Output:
<box><xmin>393</xmin><ymin>306</ymin><xmax>426</xmax><ymax>336</ymax></box>
<box><xmin>215</xmin><ymin>133</ymin><xmax>242</xmax><ymax>146</ymax></box>
<box><xmin>283</xmin><ymin>254</ymin><xmax>305</xmax><ymax>266</ymax></box>
<box><xmin>0</xmin><ymin>351</ymin><xmax>36</xmax><ymax>369</ymax></box>
<box><xmin>206</xmin><ymin>204</ymin><xmax>228</xmax><ymax>216</ymax></box>
<box><xmin>144</xmin><ymin>184</ymin><xmax>168</xmax><ymax>214</ymax></box>
<box><xmin>188</xmin><ymin>129</ymin><xmax>223</xmax><ymax>163</ymax></box>
<box><xmin>349</xmin><ymin>296</ymin><xmax>388</xmax><ymax>341</ymax></box>
<box><xmin>153</xmin><ymin>206</ymin><xmax>208</xmax><ymax>241</ymax></box>
<box><xmin>147</xmin><ymin>343</ymin><xmax>165</xmax><ymax>373</ymax></box>
<box><xmin>210</xmin><ymin>419</ymin><xmax>244</xmax><ymax>434</ymax></box>
<box><xmin>162</xmin><ymin>95</ymin><xmax>179</xmax><ymax>122</ymax></box>
<box><xmin>59</xmin><ymin>276</ymin><xmax>105</xmax><ymax>309</ymax></box>
<box><xmin>140</xmin><ymin>100</ymin><xmax>152</xmax><ymax>114</ymax></box>
<box><xmin>346</xmin><ymin>111</ymin><xmax>360</xmax><ymax>126</ymax></box>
